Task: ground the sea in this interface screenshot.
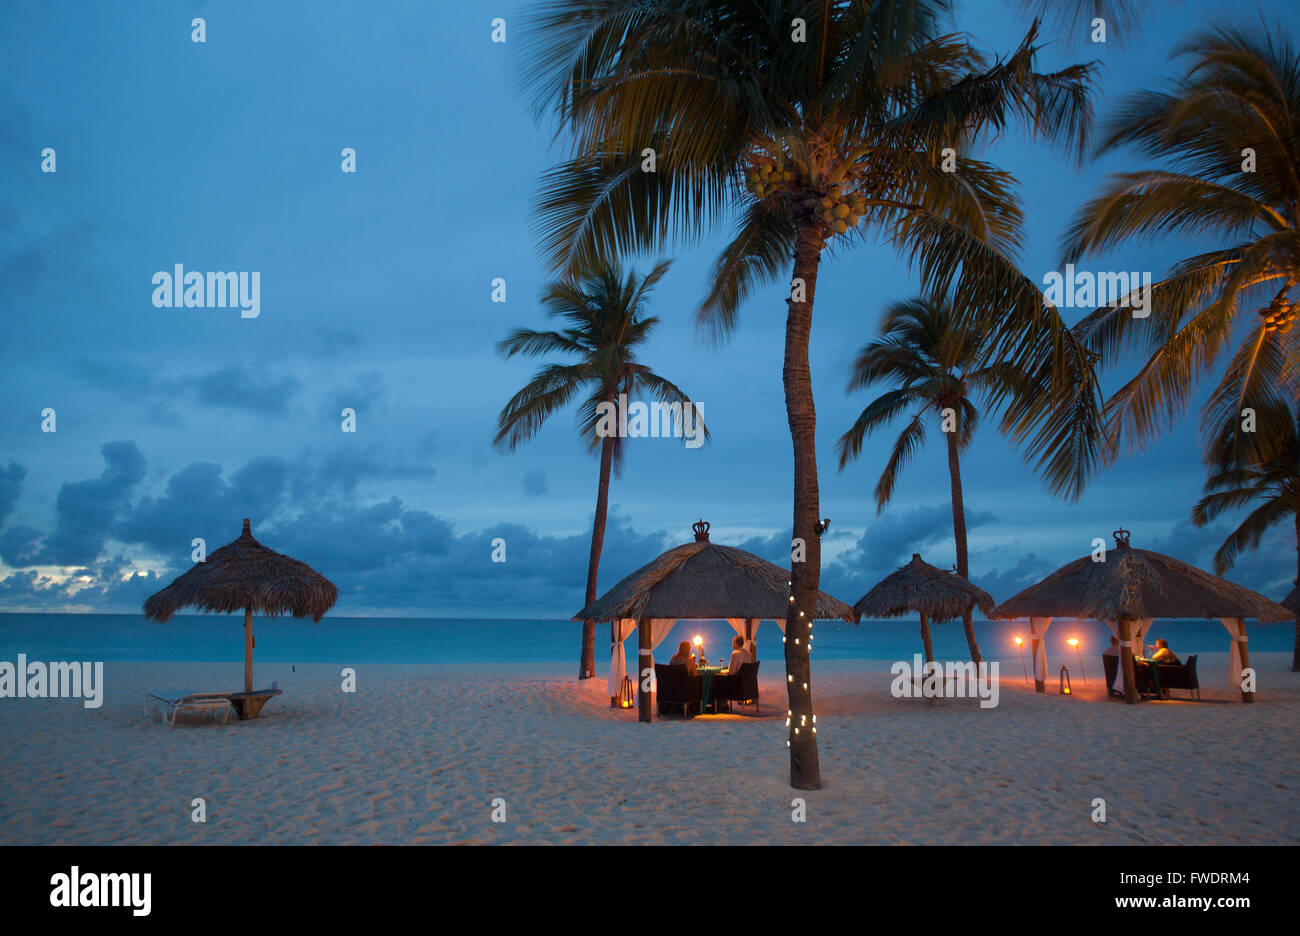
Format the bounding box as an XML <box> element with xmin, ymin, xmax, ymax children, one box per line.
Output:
<box><xmin>0</xmin><ymin>613</ymin><xmax>1290</xmax><ymax>666</ymax></box>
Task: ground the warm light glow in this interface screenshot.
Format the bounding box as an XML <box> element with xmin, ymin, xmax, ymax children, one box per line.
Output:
<box><xmin>1014</xmin><ymin>636</ymin><xmax>1023</xmax><ymax>646</ymax></box>
<box><xmin>1067</xmin><ymin>638</ymin><xmax>1079</xmax><ymax>647</ymax></box>
<box><xmin>692</xmin><ymin>635</ymin><xmax>702</xmax><ymax>647</ymax></box>
<box><xmin>1063</xmin><ymin>685</ymin><xmax>1072</xmax><ymax>695</ymax></box>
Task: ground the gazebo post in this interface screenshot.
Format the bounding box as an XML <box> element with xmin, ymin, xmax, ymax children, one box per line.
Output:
<box><xmin>1117</xmin><ymin>617</ymin><xmax>1140</xmax><ymax>704</ymax></box>
<box><xmin>919</xmin><ymin>612</ymin><xmax>934</xmax><ymax>666</ymax></box>
<box><xmin>243</xmin><ymin>607</ymin><xmax>254</xmax><ymax>694</ymax></box>
<box><xmin>637</xmin><ymin>617</ymin><xmax>652</xmax><ymax>724</ymax></box>
<box><xmin>1235</xmin><ymin>618</ymin><xmax>1254</xmax><ymax>704</ymax></box>
<box><xmin>1030</xmin><ymin>628</ymin><xmax>1043</xmax><ymax>693</ymax></box>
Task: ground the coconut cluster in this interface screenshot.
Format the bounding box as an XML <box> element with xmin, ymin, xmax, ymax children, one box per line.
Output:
<box><xmin>745</xmin><ymin>158</ymin><xmax>797</xmax><ymax>198</ymax></box>
<box><xmin>1262</xmin><ymin>297</ymin><xmax>1297</xmax><ymax>334</ymax></box>
<box><xmin>806</xmin><ymin>185</ymin><xmax>867</xmax><ymax>237</ymax></box>
<box><xmin>745</xmin><ymin>158</ymin><xmax>867</xmax><ymax>238</ymax></box>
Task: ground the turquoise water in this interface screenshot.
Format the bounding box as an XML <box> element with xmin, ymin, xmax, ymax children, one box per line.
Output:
<box><xmin>0</xmin><ymin>613</ymin><xmax>1289</xmax><ymax>664</ymax></box>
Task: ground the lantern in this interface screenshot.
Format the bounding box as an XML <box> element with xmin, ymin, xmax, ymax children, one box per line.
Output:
<box><xmin>1059</xmin><ymin>666</ymin><xmax>1072</xmax><ymax>696</ymax></box>
<box><xmin>618</xmin><ymin>674</ymin><xmax>635</xmax><ymax>708</ymax></box>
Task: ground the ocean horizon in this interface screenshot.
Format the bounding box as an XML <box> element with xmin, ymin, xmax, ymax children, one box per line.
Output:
<box><xmin>0</xmin><ymin>612</ymin><xmax>1288</xmax><ymax>666</ymax></box>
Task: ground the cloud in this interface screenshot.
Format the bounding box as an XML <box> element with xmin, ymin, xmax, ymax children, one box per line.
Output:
<box><xmin>76</xmin><ymin>358</ymin><xmax>301</xmax><ymax>419</ymax></box>
<box><xmin>192</xmin><ymin>364</ymin><xmax>300</xmax><ymax>415</ymax></box>
<box><xmin>0</xmin><ymin>462</ymin><xmax>25</xmax><ymax>528</ymax></box>
<box><xmin>852</xmin><ymin>504</ymin><xmax>998</xmax><ymax>571</ymax></box>
<box><xmin>35</xmin><ymin>441</ymin><xmax>146</xmax><ymax>565</ymax></box>
<box><xmin>0</xmin><ymin>526</ymin><xmax>43</xmax><ymax>567</ymax></box>
<box><xmin>521</xmin><ymin>470</ymin><xmax>548</xmax><ymax>498</ymax></box>
<box><xmin>969</xmin><ymin>552</ymin><xmax>1054</xmax><ymax>603</ymax></box>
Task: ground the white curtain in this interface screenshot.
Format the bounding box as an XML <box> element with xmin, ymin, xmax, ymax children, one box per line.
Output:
<box><xmin>606</xmin><ymin>619</ymin><xmax>637</xmax><ymax>698</ymax></box>
<box><xmin>1030</xmin><ymin>617</ymin><xmax>1052</xmax><ymax>683</ymax></box>
<box><xmin>726</xmin><ymin>617</ymin><xmax>760</xmax><ymax>658</ymax></box>
<box><xmin>638</xmin><ymin>618</ymin><xmax>677</xmax><ymax>699</ymax></box>
<box><xmin>1101</xmin><ymin>618</ymin><xmax>1153</xmax><ymax>697</ymax></box>
<box><xmin>1131</xmin><ymin>619</ymin><xmax>1153</xmax><ymax>657</ymax></box>
<box><xmin>1219</xmin><ymin>617</ymin><xmax>1248</xmax><ymax>688</ymax></box>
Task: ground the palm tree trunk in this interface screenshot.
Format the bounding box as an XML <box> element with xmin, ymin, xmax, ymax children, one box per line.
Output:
<box><xmin>582</xmin><ymin>400</ymin><xmax>617</xmax><ymax>682</ymax></box>
<box><xmin>945</xmin><ymin>428</ymin><xmax>982</xmax><ymax>665</ymax></box>
<box><xmin>243</xmin><ymin>607</ymin><xmax>254</xmax><ymax>694</ymax></box>
<box><xmin>1293</xmin><ymin>511</ymin><xmax>1299</xmax><ymax>672</ymax></box>
<box><xmin>783</xmin><ymin>224</ymin><xmax>823</xmax><ymax>791</ymax></box>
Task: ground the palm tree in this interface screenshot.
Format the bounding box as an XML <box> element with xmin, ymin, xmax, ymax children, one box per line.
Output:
<box><xmin>494</xmin><ymin>260</ymin><xmax>706</xmax><ymax>683</ymax></box>
<box><xmin>837</xmin><ymin>294</ymin><xmax>1022</xmax><ymax>664</ymax></box>
<box><xmin>522</xmin><ymin>0</ymin><xmax>1100</xmax><ymax>790</ymax></box>
<box><xmin>1063</xmin><ymin>19</ymin><xmax>1300</xmax><ymax>475</ymax></box>
<box><xmin>1192</xmin><ymin>399</ymin><xmax>1300</xmax><ymax>671</ymax></box>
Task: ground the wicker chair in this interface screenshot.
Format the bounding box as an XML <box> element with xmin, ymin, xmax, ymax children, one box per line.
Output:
<box><xmin>655</xmin><ymin>663</ymin><xmax>701</xmax><ymax>718</ymax></box>
<box><xmin>1155</xmin><ymin>655</ymin><xmax>1200</xmax><ymax>700</ymax></box>
<box><xmin>710</xmin><ymin>661</ymin><xmax>760</xmax><ymax>713</ymax></box>
<box><xmin>1103</xmin><ymin>654</ymin><xmax>1160</xmax><ymax>699</ymax></box>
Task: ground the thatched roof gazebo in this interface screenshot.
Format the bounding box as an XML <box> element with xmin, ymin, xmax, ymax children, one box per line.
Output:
<box><xmin>991</xmin><ymin>529</ymin><xmax>1290</xmax><ymax>703</ymax></box>
<box><xmin>574</xmin><ymin>520</ymin><xmax>854</xmax><ymax>722</ymax></box>
<box><xmin>144</xmin><ymin>518</ymin><xmax>337</xmax><ymax>718</ymax></box>
<box><xmin>854</xmin><ymin>553</ymin><xmax>995</xmax><ymax>666</ymax></box>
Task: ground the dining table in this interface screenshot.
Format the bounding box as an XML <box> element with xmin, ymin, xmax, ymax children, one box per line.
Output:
<box><xmin>697</xmin><ymin>664</ymin><xmax>726</xmax><ymax>712</ymax></box>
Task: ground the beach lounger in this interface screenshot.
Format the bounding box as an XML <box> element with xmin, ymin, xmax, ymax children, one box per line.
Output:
<box><xmin>144</xmin><ymin>690</ymin><xmax>234</xmax><ymax>727</ymax></box>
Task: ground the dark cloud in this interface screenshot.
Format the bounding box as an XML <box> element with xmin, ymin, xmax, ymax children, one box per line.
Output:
<box><xmin>969</xmin><ymin>552</ymin><xmax>1054</xmax><ymax>603</ymax></box>
<box><xmin>0</xmin><ymin>461</ymin><xmax>25</xmax><ymax>528</ymax></box>
<box><xmin>0</xmin><ymin>525</ymin><xmax>42</xmax><ymax>567</ymax></box>
<box><xmin>36</xmin><ymin>441</ymin><xmax>145</xmax><ymax>565</ymax></box>
<box><xmin>77</xmin><ymin>358</ymin><xmax>301</xmax><ymax>419</ymax></box>
<box><xmin>113</xmin><ymin>457</ymin><xmax>291</xmax><ymax>557</ymax></box>
<box><xmin>192</xmin><ymin>364</ymin><xmax>300</xmax><ymax>415</ymax></box>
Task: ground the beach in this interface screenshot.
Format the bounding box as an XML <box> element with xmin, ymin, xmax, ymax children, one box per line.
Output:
<box><xmin>3</xmin><ymin>653</ymin><xmax>1297</xmax><ymax>846</ymax></box>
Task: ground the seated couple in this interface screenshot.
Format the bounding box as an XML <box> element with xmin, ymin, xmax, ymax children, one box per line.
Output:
<box><xmin>1103</xmin><ymin>636</ymin><xmax>1180</xmax><ymax>665</ymax></box>
<box><xmin>668</xmin><ymin>635</ymin><xmax>753</xmax><ymax>674</ymax></box>
<box><xmin>1103</xmin><ymin>636</ymin><xmax>1181</xmax><ymax>698</ymax></box>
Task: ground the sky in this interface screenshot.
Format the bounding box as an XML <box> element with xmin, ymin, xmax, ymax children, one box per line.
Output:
<box><xmin>1</xmin><ymin>0</ymin><xmax>1295</xmax><ymax>618</ymax></box>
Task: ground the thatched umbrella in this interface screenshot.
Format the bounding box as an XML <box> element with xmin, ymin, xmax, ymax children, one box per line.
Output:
<box><xmin>144</xmin><ymin>519</ymin><xmax>337</xmax><ymax>713</ymax></box>
<box><xmin>574</xmin><ymin>520</ymin><xmax>854</xmax><ymax>722</ymax></box>
<box><xmin>853</xmin><ymin>553</ymin><xmax>995</xmax><ymax>666</ymax></box>
<box><xmin>991</xmin><ymin>529</ymin><xmax>1289</xmax><ymax>703</ymax></box>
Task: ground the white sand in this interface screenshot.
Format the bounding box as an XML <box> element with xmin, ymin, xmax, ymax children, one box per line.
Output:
<box><xmin>2</xmin><ymin>654</ymin><xmax>1297</xmax><ymax>845</ymax></box>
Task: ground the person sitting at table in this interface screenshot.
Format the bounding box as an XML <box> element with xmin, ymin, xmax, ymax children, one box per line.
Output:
<box><xmin>1148</xmin><ymin>638</ymin><xmax>1180</xmax><ymax>666</ymax></box>
<box><xmin>726</xmin><ymin>634</ymin><xmax>753</xmax><ymax>675</ymax></box>
<box><xmin>668</xmin><ymin>640</ymin><xmax>698</xmax><ymax>675</ymax></box>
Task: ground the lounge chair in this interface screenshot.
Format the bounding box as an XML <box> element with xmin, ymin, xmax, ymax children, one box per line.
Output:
<box><xmin>144</xmin><ymin>690</ymin><xmax>233</xmax><ymax>727</ymax></box>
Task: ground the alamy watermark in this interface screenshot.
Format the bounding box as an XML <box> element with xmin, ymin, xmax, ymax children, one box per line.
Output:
<box><xmin>1042</xmin><ymin>264</ymin><xmax>1152</xmax><ymax>318</ymax></box>
<box><xmin>152</xmin><ymin>264</ymin><xmax>260</xmax><ymax>318</ymax></box>
<box><xmin>50</xmin><ymin>867</ymin><xmax>150</xmax><ymax>916</ymax></box>
<box><xmin>595</xmin><ymin>393</ymin><xmax>705</xmax><ymax>448</ymax></box>
<box><xmin>889</xmin><ymin>654</ymin><xmax>1000</xmax><ymax>708</ymax></box>
<box><xmin>0</xmin><ymin>653</ymin><xmax>104</xmax><ymax>708</ymax></box>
